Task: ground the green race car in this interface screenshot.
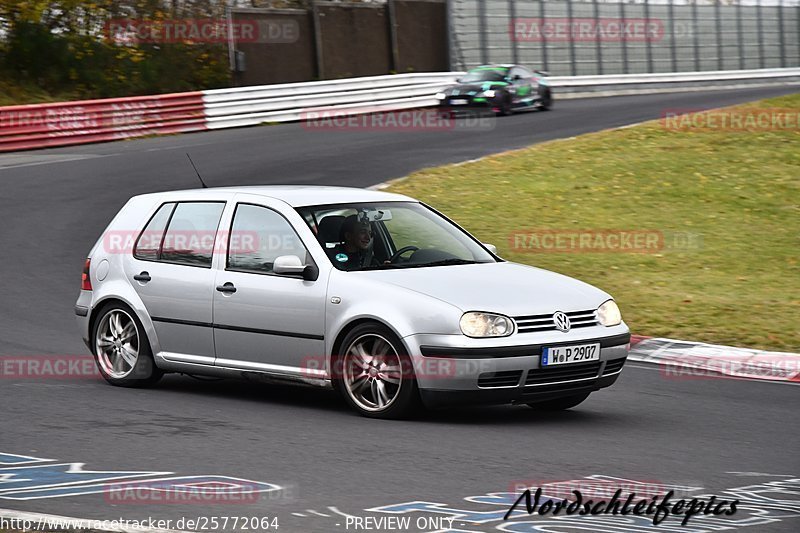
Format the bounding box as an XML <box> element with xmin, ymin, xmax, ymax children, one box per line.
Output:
<box><xmin>436</xmin><ymin>64</ymin><xmax>553</xmax><ymax>116</ymax></box>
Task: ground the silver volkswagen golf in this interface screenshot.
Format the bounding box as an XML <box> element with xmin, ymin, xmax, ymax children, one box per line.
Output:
<box><xmin>75</xmin><ymin>186</ymin><xmax>629</xmax><ymax>418</ymax></box>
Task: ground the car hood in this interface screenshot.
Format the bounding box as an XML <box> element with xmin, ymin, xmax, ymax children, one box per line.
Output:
<box><xmin>358</xmin><ymin>262</ymin><xmax>611</xmax><ymax>316</ymax></box>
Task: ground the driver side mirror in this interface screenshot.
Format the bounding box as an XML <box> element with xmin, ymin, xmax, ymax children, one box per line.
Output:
<box><xmin>482</xmin><ymin>243</ymin><xmax>498</xmax><ymax>255</ymax></box>
<box><xmin>273</xmin><ymin>255</ymin><xmax>319</xmax><ymax>281</ymax></box>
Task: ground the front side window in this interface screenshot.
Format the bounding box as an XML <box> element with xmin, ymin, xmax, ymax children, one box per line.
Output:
<box><xmin>227</xmin><ymin>204</ymin><xmax>310</xmax><ymax>274</ymax></box>
<box><xmin>461</xmin><ymin>68</ymin><xmax>508</xmax><ymax>83</ymax></box>
<box><xmin>160</xmin><ymin>202</ymin><xmax>225</xmax><ymax>267</ymax></box>
<box><xmin>298</xmin><ymin>202</ymin><xmax>496</xmax><ymax>271</ymax></box>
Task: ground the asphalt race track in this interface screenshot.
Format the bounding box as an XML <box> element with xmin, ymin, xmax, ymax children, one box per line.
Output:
<box><xmin>1</xmin><ymin>87</ymin><xmax>799</xmax><ymax>532</ymax></box>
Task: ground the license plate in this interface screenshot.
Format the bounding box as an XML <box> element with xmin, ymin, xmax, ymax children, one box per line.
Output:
<box><xmin>450</xmin><ymin>99</ymin><xmax>468</xmax><ymax>105</ymax></box>
<box><xmin>541</xmin><ymin>343</ymin><xmax>600</xmax><ymax>366</ymax></box>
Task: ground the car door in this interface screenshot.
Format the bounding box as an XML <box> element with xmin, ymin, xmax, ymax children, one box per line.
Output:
<box><xmin>128</xmin><ymin>200</ymin><xmax>226</xmax><ymax>363</ymax></box>
<box><xmin>512</xmin><ymin>66</ymin><xmax>535</xmax><ymax>106</ymax></box>
<box><xmin>212</xmin><ymin>197</ymin><xmax>327</xmax><ymax>378</ymax></box>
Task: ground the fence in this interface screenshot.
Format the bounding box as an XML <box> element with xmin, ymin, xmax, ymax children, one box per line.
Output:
<box><xmin>449</xmin><ymin>0</ymin><xmax>800</xmax><ymax>75</ymax></box>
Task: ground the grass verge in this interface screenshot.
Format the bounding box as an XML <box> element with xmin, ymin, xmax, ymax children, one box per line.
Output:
<box><xmin>388</xmin><ymin>93</ymin><xmax>800</xmax><ymax>351</ymax></box>
<box><xmin>0</xmin><ymin>79</ymin><xmax>82</xmax><ymax>106</ymax></box>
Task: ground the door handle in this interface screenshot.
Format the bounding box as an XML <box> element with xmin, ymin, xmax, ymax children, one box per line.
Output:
<box><xmin>216</xmin><ymin>282</ymin><xmax>237</xmax><ymax>294</ymax></box>
<box><xmin>133</xmin><ymin>272</ymin><xmax>151</xmax><ymax>282</ymax></box>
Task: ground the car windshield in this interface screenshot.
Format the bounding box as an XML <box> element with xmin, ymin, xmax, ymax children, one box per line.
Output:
<box><xmin>297</xmin><ymin>202</ymin><xmax>497</xmax><ymax>271</ymax></box>
<box><xmin>460</xmin><ymin>69</ymin><xmax>508</xmax><ymax>83</ymax></box>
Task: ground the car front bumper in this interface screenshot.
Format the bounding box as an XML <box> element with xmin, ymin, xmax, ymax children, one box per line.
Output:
<box><xmin>438</xmin><ymin>97</ymin><xmax>498</xmax><ymax>115</ymax></box>
<box><xmin>404</xmin><ymin>328</ymin><xmax>630</xmax><ymax>407</ymax></box>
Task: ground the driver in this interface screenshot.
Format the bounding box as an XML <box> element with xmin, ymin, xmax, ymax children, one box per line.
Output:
<box><xmin>330</xmin><ymin>214</ymin><xmax>379</xmax><ymax>270</ymax></box>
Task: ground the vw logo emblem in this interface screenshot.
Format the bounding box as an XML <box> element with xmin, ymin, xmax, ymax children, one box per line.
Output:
<box><xmin>553</xmin><ymin>311</ymin><xmax>571</xmax><ymax>332</ymax></box>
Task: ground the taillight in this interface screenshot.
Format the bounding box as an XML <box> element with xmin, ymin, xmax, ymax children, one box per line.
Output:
<box><xmin>81</xmin><ymin>258</ymin><xmax>92</xmax><ymax>291</ymax></box>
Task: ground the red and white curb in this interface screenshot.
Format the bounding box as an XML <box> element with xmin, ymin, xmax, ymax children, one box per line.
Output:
<box><xmin>629</xmin><ymin>335</ymin><xmax>800</xmax><ymax>383</ymax></box>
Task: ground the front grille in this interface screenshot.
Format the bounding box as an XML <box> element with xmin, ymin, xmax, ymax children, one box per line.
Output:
<box><xmin>478</xmin><ymin>370</ymin><xmax>523</xmax><ymax>388</ymax></box>
<box><xmin>525</xmin><ymin>361</ymin><xmax>602</xmax><ymax>386</ymax></box>
<box><xmin>514</xmin><ymin>309</ymin><xmax>598</xmax><ymax>334</ymax></box>
<box><xmin>603</xmin><ymin>357</ymin><xmax>627</xmax><ymax>375</ymax></box>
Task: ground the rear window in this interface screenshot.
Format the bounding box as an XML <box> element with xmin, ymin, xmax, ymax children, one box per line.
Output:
<box><xmin>160</xmin><ymin>202</ymin><xmax>226</xmax><ymax>267</ymax></box>
<box><xmin>133</xmin><ymin>201</ymin><xmax>225</xmax><ymax>268</ymax></box>
<box><xmin>133</xmin><ymin>203</ymin><xmax>175</xmax><ymax>261</ymax></box>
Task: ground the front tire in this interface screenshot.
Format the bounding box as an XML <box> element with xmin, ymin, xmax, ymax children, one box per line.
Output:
<box><xmin>92</xmin><ymin>302</ymin><xmax>163</xmax><ymax>387</ymax></box>
<box><xmin>333</xmin><ymin>323</ymin><xmax>420</xmax><ymax>419</ymax></box>
<box><xmin>526</xmin><ymin>392</ymin><xmax>589</xmax><ymax>411</ymax></box>
<box><xmin>497</xmin><ymin>92</ymin><xmax>513</xmax><ymax>116</ymax></box>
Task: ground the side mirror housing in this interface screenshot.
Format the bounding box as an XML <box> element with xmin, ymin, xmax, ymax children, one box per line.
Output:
<box><xmin>482</xmin><ymin>243</ymin><xmax>498</xmax><ymax>255</ymax></box>
<box><xmin>273</xmin><ymin>255</ymin><xmax>319</xmax><ymax>281</ymax></box>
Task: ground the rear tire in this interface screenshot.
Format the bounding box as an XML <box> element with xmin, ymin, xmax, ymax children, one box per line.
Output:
<box><xmin>538</xmin><ymin>89</ymin><xmax>553</xmax><ymax>111</ymax></box>
<box><xmin>92</xmin><ymin>302</ymin><xmax>163</xmax><ymax>387</ymax></box>
<box><xmin>526</xmin><ymin>392</ymin><xmax>589</xmax><ymax>411</ymax></box>
<box><xmin>333</xmin><ymin>323</ymin><xmax>420</xmax><ymax>419</ymax></box>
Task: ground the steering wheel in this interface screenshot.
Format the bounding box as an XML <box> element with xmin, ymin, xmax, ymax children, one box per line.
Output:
<box><xmin>389</xmin><ymin>246</ymin><xmax>419</xmax><ymax>263</ymax></box>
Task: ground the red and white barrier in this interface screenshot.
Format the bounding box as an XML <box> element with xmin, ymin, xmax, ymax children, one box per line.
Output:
<box><xmin>0</xmin><ymin>73</ymin><xmax>459</xmax><ymax>153</ymax></box>
<box><xmin>0</xmin><ymin>92</ymin><xmax>206</xmax><ymax>152</ymax></box>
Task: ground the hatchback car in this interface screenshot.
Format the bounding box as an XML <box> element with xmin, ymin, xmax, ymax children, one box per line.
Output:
<box><xmin>76</xmin><ymin>186</ymin><xmax>629</xmax><ymax>418</ymax></box>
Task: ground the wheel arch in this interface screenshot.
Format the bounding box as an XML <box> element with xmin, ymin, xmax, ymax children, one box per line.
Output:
<box><xmin>330</xmin><ymin>317</ymin><xmax>410</xmax><ymax>365</ymax></box>
<box><xmin>88</xmin><ymin>295</ymin><xmax>159</xmax><ymax>357</ymax></box>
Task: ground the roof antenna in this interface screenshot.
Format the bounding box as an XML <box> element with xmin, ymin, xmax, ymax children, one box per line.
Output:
<box><xmin>186</xmin><ymin>153</ymin><xmax>208</xmax><ymax>189</ymax></box>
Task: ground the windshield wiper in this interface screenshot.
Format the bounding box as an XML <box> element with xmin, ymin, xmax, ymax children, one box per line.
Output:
<box><xmin>409</xmin><ymin>258</ymin><xmax>479</xmax><ymax>268</ymax></box>
<box><xmin>356</xmin><ymin>263</ymin><xmax>404</xmax><ymax>271</ymax></box>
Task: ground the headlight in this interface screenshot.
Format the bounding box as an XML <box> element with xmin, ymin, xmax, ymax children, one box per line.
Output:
<box><xmin>435</xmin><ymin>92</ymin><xmax>446</xmax><ymax>100</ymax></box>
<box><xmin>478</xmin><ymin>90</ymin><xmax>496</xmax><ymax>98</ymax></box>
<box><xmin>460</xmin><ymin>312</ymin><xmax>514</xmax><ymax>337</ymax></box>
<box><xmin>596</xmin><ymin>300</ymin><xmax>622</xmax><ymax>327</ymax></box>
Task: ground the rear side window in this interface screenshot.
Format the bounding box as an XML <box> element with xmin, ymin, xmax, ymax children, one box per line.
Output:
<box><xmin>159</xmin><ymin>202</ymin><xmax>225</xmax><ymax>267</ymax></box>
<box><xmin>133</xmin><ymin>203</ymin><xmax>175</xmax><ymax>261</ymax></box>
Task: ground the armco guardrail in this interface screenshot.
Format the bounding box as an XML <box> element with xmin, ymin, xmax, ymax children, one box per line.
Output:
<box><xmin>202</xmin><ymin>73</ymin><xmax>459</xmax><ymax>129</ymax></box>
<box><xmin>0</xmin><ymin>93</ymin><xmax>206</xmax><ymax>152</ymax></box>
<box><xmin>549</xmin><ymin>68</ymin><xmax>800</xmax><ymax>95</ymax></box>
<box><xmin>1</xmin><ymin>69</ymin><xmax>798</xmax><ymax>153</ymax></box>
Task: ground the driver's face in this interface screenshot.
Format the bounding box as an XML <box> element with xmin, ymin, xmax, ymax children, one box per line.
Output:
<box><xmin>346</xmin><ymin>225</ymin><xmax>372</xmax><ymax>250</ymax></box>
